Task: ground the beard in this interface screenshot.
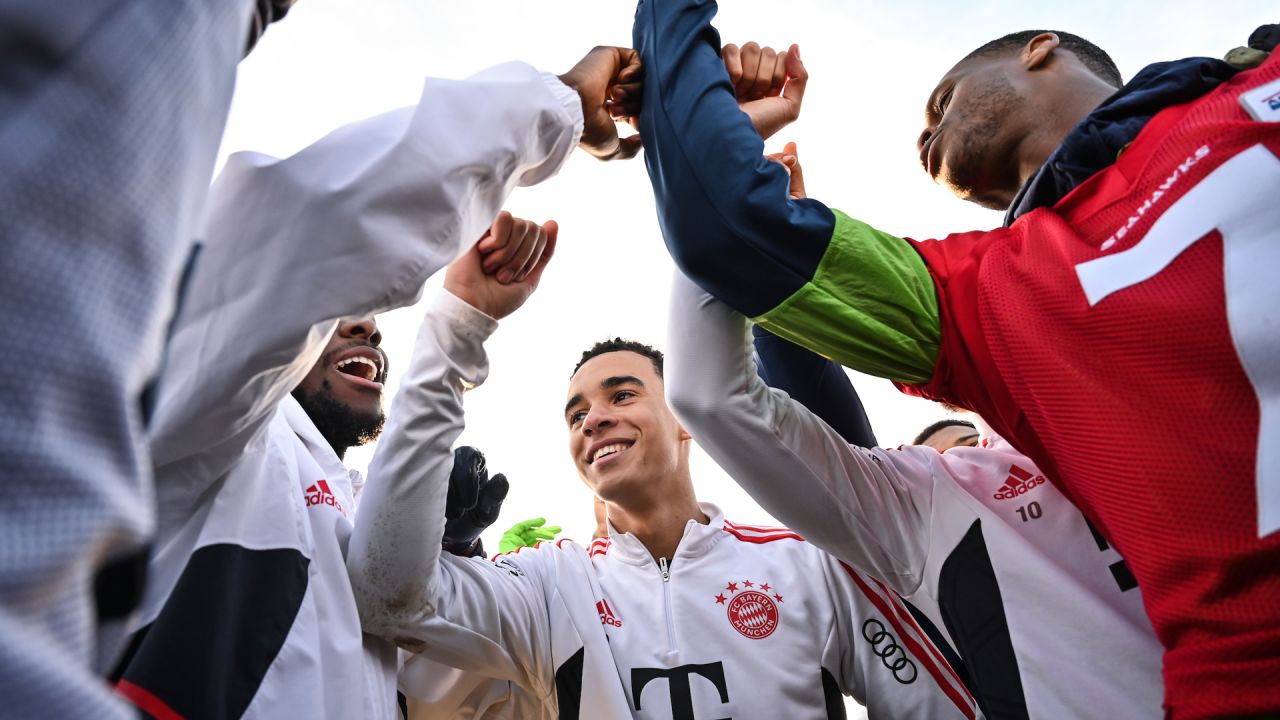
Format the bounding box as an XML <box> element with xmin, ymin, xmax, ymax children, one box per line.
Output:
<box><xmin>941</xmin><ymin>73</ymin><xmax>1022</xmax><ymax>209</ymax></box>
<box><xmin>292</xmin><ymin>378</ymin><xmax>385</xmax><ymax>455</ymax></box>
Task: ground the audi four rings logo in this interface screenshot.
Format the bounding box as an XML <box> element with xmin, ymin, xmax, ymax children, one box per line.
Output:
<box><xmin>861</xmin><ymin>619</ymin><xmax>917</xmax><ymax>684</ymax></box>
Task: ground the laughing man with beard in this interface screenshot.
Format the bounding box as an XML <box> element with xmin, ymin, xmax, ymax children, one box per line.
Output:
<box><xmin>111</xmin><ymin>42</ymin><xmax>643</xmax><ymax>720</ymax></box>
<box><xmin>292</xmin><ymin>320</ymin><xmax>391</xmax><ymax>458</ymax></box>
<box><xmin>115</xmin><ymin>215</ymin><xmax>553</xmax><ymax>720</ymax></box>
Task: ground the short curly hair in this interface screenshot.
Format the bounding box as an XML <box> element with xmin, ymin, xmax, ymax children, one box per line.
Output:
<box><xmin>912</xmin><ymin>418</ymin><xmax>976</xmax><ymax>446</ymax></box>
<box><xmin>572</xmin><ymin>338</ymin><xmax>664</xmax><ymax>378</ymax></box>
<box><xmin>963</xmin><ymin>30</ymin><xmax>1123</xmax><ymax>88</ymax></box>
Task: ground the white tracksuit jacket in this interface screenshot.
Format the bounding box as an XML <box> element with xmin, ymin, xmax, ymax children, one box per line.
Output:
<box><xmin>119</xmin><ymin>62</ymin><xmax>584</xmax><ymax>720</ymax></box>
<box><xmin>663</xmin><ymin>271</ymin><xmax>1165</xmax><ymax>719</ymax></box>
<box><xmin>348</xmin><ymin>291</ymin><xmax>982</xmax><ymax>720</ymax></box>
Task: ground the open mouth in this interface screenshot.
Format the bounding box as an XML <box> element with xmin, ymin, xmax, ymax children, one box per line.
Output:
<box><xmin>589</xmin><ymin>440</ymin><xmax>635</xmax><ymax>466</ymax></box>
<box><xmin>333</xmin><ymin>350</ymin><xmax>384</xmax><ymax>389</ymax></box>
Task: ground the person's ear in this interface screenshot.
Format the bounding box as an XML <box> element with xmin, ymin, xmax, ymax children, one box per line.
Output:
<box><xmin>1022</xmin><ymin>32</ymin><xmax>1060</xmax><ymax>70</ymax></box>
<box><xmin>676</xmin><ymin>422</ymin><xmax>692</xmax><ymax>442</ymax></box>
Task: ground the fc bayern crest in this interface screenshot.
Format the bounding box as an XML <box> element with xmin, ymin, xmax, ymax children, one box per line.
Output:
<box><xmin>728</xmin><ymin>590</ymin><xmax>779</xmax><ymax>639</ymax></box>
<box><xmin>713</xmin><ymin>577</ymin><xmax>783</xmax><ymax>639</ymax></box>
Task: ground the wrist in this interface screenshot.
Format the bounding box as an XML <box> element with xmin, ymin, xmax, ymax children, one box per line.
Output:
<box><xmin>441</xmin><ymin>534</ymin><xmax>482</xmax><ymax>558</ymax></box>
<box><xmin>555</xmin><ymin>72</ymin><xmax>578</xmax><ymax>95</ymax></box>
<box><xmin>556</xmin><ymin>72</ymin><xmax>589</xmax><ymax>122</ymax></box>
<box><xmin>557</xmin><ymin>71</ymin><xmax>610</xmax><ymax>157</ymax></box>
<box><xmin>433</xmin><ymin>290</ymin><xmax>499</xmax><ymax>341</ymax></box>
<box><xmin>544</xmin><ymin>71</ymin><xmax>585</xmax><ymax>144</ymax></box>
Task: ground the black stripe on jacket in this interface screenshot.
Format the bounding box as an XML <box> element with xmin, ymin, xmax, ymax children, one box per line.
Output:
<box><xmin>116</xmin><ymin>544</ymin><xmax>309</xmax><ymax>720</ymax></box>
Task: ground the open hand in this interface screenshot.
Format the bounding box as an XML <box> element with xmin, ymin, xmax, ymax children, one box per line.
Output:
<box><xmin>498</xmin><ymin>517</ymin><xmax>563</xmax><ymax>553</ymax></box>
<box><xmin>560</xmin><ymin>46</ymin><xmax>643</xmax><ymax>160</ymax></box>
<box><xmin>442</xmin><ymin>446</ymin><xmax>510</xmax><ymax>558</ymax></box>
<box><xmin>723</xmin><ymin>42</ymin><xmax>807</xmax><ymax>140</ymax></box>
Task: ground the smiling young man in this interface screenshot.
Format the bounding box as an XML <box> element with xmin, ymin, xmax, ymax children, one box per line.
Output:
<box><xmin>633</xmin><ymin>2</ymin><xmax>1280</xmax><ymax>715</ymax></box>
<box><xmin>347</xmin><ymin>262</ymin><xmax>980</xmax><ymax>719</ymax></box>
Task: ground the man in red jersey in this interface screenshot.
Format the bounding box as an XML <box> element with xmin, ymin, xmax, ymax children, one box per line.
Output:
<box><xmin>633</xmin><ymin>0</ymin><xmax>1280</xmax><ymax>716</ymax></box>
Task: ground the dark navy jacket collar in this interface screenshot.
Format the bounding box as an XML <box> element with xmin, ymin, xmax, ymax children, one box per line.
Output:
<box><xmin>1004</xmin><ymin>57</ymin><xmax>1239</xmax><ymax>225</ymax></box>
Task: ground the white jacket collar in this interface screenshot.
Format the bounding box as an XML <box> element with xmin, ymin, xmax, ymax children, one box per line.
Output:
<box><xmin>280</xmin><ymin>394</ymin><xmax>352</xmax><ymax>485</ymax></box>
<box><xmin>605</xmin><ymin>502</ymin><xmax>727</xmax><ymax>565</ymax></box>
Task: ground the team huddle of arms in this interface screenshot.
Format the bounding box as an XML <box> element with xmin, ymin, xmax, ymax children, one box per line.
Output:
<box><xmin>5</xmin><ymin>2</ymin><xmax>1279</xmax><ymax>720</ymax></box>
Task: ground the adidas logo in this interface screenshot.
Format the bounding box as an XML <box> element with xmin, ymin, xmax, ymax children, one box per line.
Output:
<box><xmin>992</xmin><ymin>465</ymin><xmax>1047</xmax><ymax>501</ymax></box>
<box><xmin>597</xmin><ymin>598</ymin><xmax>622</xmax><ymax>628</ymax></box>
<box><xmin>305</xmin><ymin>479</ymin><xmax>347</xmax><ymax>516</ymax></box>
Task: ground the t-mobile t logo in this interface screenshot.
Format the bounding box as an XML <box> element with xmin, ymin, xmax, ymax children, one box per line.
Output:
<box><xmin>631</xmin><ymin>662</ymin><xmax>730</xmax><ymax>719</ymax></box>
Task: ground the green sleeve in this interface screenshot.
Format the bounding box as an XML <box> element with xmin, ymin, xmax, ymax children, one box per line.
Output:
<box><xmin>751</xmin><ymin>210</ymin><xmax>941</xmax><ymax>384</ymax></box>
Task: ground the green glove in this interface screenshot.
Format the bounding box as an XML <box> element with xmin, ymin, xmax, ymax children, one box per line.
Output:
<box><xmin>498</xmin><ymin>517</ymin><xmax>563</xmax><ymax>553</ymax></box>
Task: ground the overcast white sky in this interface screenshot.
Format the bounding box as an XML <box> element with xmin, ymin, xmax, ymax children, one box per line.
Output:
<box><xmin>218</xmin><ymin>6</ymin><xmax>1272</xmax><ymax>710</ymax></box>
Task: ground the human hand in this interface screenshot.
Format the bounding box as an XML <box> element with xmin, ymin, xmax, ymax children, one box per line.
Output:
<box><xmin>559</xmin><ymin>46</ymin><xmax>643</xmax><ymax>160</ymax></box>
<box><xmin>765</xmin><ymin>141</ymin><xmax>806</xmax><ymax>199</ymax></box>
<box><xmin>445</xmin><ymin>213</ymin><xmax>558</xmax><ymax>320</ymax></box>
<box><xmin>498</xmin><ymin>518</ymin><xmax>563</xmax><ymax>553</ymax></box>
<box><xmin>1227</xmin><ymin>23</ymin><xmax>1279</xmax><ymax>68</ymax></box>
<box><xmin>477</xmin><ymin>211</ymin><xmax>551</xmax><ymax>284</ymax></box>
<box><xmin>722</xmin><ymin>42</ymin><xmax>807</xmax><ymax>140</ymax></box>
<box><xmin>442</xmin><ymin>446</ymin><xmax>510</xmax><ymax>558</ymax></box>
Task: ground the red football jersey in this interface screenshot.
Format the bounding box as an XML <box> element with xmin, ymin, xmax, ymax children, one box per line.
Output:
<box><xmin>902</xmin><ymin>56</ymin><xmax>1280</xmax><ymax>718</ymax></box>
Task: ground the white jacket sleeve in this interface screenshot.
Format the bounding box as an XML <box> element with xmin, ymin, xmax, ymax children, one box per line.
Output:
<box><xmin>348</xmin><ymin>290</ymin><xmax>554</xmax><ymax>696</ymax></box>
<box><xmin>149</xmin><ymin>63</ymin><xmax>583</xmax><ymax>481</ymax></box>
<box><xmin>664</xmin><ymin>269</ymin><xmax>936</xmax><ymax>595</ymax></box>
<box><xmin>817</xmin><ymin>555</ymin><xmax>979</xmax><ymax>719</ymax></box>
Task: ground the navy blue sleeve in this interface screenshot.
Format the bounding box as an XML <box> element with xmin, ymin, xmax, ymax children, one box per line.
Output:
<box><xmin>752</xmin><ymin>325</ymin><xmax>879</xmax><ymax>448</ymax></box>
<box><xmin>633</xmin><ymin>0</ymin><xmax>837</xmax><ymax>318</ymax></box>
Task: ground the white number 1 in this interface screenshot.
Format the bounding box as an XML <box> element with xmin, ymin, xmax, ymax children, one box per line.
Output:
<box><xmin>1076</xmin><ymin>144</ymin><xmax>1280</xmax><ymax>537</ymax></box>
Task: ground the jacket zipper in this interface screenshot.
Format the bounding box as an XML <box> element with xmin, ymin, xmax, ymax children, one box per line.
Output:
<box><xmin>659</xmin><ymin>557</ymin><xmax>677</xmax><ymax>656</ymax></box>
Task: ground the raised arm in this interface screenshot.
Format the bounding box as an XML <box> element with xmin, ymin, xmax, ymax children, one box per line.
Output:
<box><xmin>149</xmin><ymin>63</ymin><xmax>578</xmax><ymax>475</ymax></box>
<box><xmin>753</xmin><ymin>326</ymin><xmax>878</xmax><ymax>448</ymax></box>
<box><xmin>665</xmin><ymin>269</ymin><xmax>935</xmax><ymax>594</ymax></box>
<box><xmin>744</xmin><ymin>143</ymin><xmax>879</xmax><ymax>449</ymax></box>
<box><xmin>633</xmin><ymin>0</ymin><xmax>941</xmax><ymax>382</ymax></box>
<box><xmin>150</xmin><ymin>48</ymin><xmax>639</xmax><ymax>491</ymax></box>
<box><xmin>349</xmin><ymin>230</ymin><xmax>558</xmax><ymax>690</ymax></box>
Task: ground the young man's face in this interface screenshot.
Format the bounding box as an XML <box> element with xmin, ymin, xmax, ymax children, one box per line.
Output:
<box><xmin>292</xmin><ymin>317</ymin><xmax>389</xmax><ymax>452</ymax></box>
<box><xmin>918</xmin><ymin>54</ymin><xmax>1035</xmax><ymax>210</ymax></box>
<box><xmin>564</xmin><ymin>351</ymin><xmax>689</xmax><ymax>503</ymax></box>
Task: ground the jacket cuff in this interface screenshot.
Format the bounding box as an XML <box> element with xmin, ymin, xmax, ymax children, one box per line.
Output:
<box><xmin>428</xmin><ymin>290</ymin><xmax>500</xmax><ymax>390</ymax></box>
<box><xmin>541</xmin><ymin>72</ymin><xmax>586</xmax><ymax>148</ymax></box>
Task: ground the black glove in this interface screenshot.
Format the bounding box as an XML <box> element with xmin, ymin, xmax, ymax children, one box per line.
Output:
<box><xmin>441</xmin><ymin>446</ymin><xmax>510</xmax><ymax>558</ymax></box>
<box><xmin>1249</xmin><ymin>24</ymin><xmax>1280</xmax><ymax>53</ymax></box>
